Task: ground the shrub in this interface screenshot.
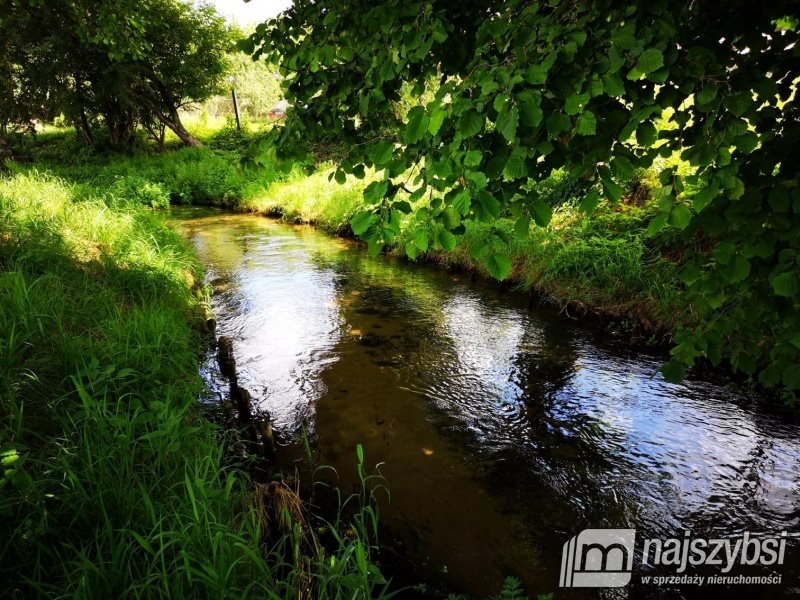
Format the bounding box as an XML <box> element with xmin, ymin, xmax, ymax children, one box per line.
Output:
<box><xmin>110</xmin><ymin>175</ymin><xmax>170</xmax><ymax>208</ymax></box>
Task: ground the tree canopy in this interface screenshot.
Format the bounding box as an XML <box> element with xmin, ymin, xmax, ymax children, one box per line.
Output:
<box><xmin>0</xmin><ymin>0</ymin><xmax>232</xmax><ymax>147</ymax></box>
<box><xmin>247</xmin><ymin>1</ymin><xmax>800</xmax><ymax>391</ymax></box>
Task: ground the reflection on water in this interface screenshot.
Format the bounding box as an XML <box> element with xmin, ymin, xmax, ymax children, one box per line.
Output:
<box><xmin>170</xmin><ymin>207</ymin><xmax>800</xmax><ymax>598</ymax></box>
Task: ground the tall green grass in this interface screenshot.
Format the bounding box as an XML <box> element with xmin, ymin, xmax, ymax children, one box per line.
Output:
<box><xmin>12</xmin><ymin>126</ymin><xmax>686</xmax><ymax>333</ymax></box>
<box><xmin>0</xmin><ymin>170</ymin><xmax>393</xmax><ymax>598</ymax></box>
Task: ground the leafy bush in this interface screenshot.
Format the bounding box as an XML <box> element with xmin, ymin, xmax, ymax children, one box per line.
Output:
<box><xmin>110</xmin><ymin>175</ymin><xmax>170</xmax><ymax>208</ymax></box>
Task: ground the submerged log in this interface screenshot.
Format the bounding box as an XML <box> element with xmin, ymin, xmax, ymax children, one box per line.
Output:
<box><xmin>217</xmin><ymin>336</ymin><xmax>237</xmax><ymax>381</ymax></box>
<box><xmin>232</xmin><ymin>384</ymin><xmax>253</xmax><ymax>423</ymax></box>
<box><xmin>215</xmin><ymin>335</ymin><xmax>277</xmax><ymax>466</ymax></box>
<box><xmin>258</xmin><ymin>415</ymin><xmax>276</xmax><ymax>461</ymax></box>
<box><xmin>203</xmin><ymin>305</ymin><xmax>216</xmax><ymax>332</ymax></box>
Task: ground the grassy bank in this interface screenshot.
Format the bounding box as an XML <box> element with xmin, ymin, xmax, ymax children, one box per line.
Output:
<box><xmin>17</xmin><ymin>126</ymin><xmax>686</xmax><ymax>338</ymax></box>
<box><xmin>1</xmin><ymin>126</ymin><xmax>679</xmax><ymax>597</ymax></box>
<box><xmin>236</xmin><ymin>167</ymin><xmax>686</xmax><ymax>338</ymax></box>
<box><xmin>0</xmin><ymin>168</ymin><xmax>392</xmax><ymax>598</ymax></box>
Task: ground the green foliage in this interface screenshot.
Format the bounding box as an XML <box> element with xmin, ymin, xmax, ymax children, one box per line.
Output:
<box><xmin>2</xmin><ymin>0</ymin><xmax>233</xmax><ymax>147</ymax></box>
<box><xmin>0</xmin><ymin>169</ymin><xmax>395</xmax><ymax>598</ymax></box>
<box><xmin>201</xmin><ymin>49</ymin><xmax>284</xmax><ymax>120</ymax></box>
<box><xmin>20</xmin><ymin>130</ymin><xmax>283</xmax><ymax>209</ymax></box>
<box><xmin>496</xmin><ymin>577</ymin><xmax>525</xmax><ymax>600</ymax></box>
<box><xmin>249</xmin><ymin>0</ymin><xmax>800</xmax><ymax>392</ymax></box>
<box><xmin>110</xmin><ymin>175</ymin><xmax>171</xmax><ymax>208</ymax></box>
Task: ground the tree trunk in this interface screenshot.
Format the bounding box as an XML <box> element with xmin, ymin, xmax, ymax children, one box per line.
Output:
<box><xmin>77</xmin><ymin>109</ymin><xmax>93</xmax><ymax>144</ymax></box>
<box><xmin>143</xmin><ymin>73</ymin><xmax>202</xmax><ymax>148</ymax></box>
<box><xmin>158</xmin><ymin>109</ymin><xmax>202</xmax><ymax>147</ymax></box>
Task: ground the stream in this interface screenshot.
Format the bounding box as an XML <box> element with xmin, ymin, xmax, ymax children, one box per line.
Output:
<box><xmin>170</xmin><ymin>207</ymin><xmax>800</xmax><ymax>599</ymax></box>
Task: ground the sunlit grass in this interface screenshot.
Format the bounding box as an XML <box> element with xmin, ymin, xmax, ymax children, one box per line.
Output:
<box><xmin>0</xmin><ymin>170</ymin><xmax>394</xmax><ymax>598</ymax></box>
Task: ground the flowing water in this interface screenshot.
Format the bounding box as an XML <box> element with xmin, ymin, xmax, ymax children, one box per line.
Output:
<box><xmin>170</xmin><ymin>207</ymin><xmax>800</xmax><ymax>599</ymax></box>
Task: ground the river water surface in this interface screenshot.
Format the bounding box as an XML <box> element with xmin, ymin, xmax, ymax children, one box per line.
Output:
<box><xmin>170</xmin><ymin>207</ymin><xmax>800</xmax><ymax>599</ymax></box>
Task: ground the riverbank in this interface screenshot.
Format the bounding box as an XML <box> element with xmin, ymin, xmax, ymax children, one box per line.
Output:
<box><xmin>0</xmin><ymin>168</ymin><xmax>392</xmax><ymax>597</ymax></box>
<box><xmin>15</xmin><ymin>126</ymin><xmax>689</xmax><ymax>343</ymax></box>
<box><xmin>238</xmin><ymin>169</ymin><xmax>685</xmax><ymax>340</ymax></box>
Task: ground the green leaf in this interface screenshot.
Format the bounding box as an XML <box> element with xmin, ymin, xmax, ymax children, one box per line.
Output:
<box><xmin>608</xmin><ymin>46</ymin><xmax>626</xmax><ymax>72</ymax></box>
<box><xmin>458</xmin><ymin>110</ymin><xmax>484</xmax><ymax>138</ymax></box>
<box><xmin>464</xmin><ymin>150</ymin><xmax>483</xmax><ymax>167</ymax></box>
<box><xmin>438</xmin><ymin>229</ymin><xmax>457</xmax><ymax>251</ymax></box>
<box><xmin>525</xmin><ymin>63</ymin><xmax>549</xmax><ymax>85</ymax></box>
<box><xmin>546</xmin><ymin>113</ymin><xmax>571</xmax><ymax>137</ymax></box>
<box><xmin>611</xmin><ymin>155</ymin><xmax>635</xmax><ymax>181</ymax></box>
<box><xmin>393</xmin><ymin>200</ymin><xmax>412</xmax><ymax>214</ymax></box>
<box><xmin>503</xmin><ymin>151</ymin><xmax>527</xmax><ymax>180</ymax></box>
<box><xmin>452</xmin><ymin>188</ymin><xmax>472</xmax><ymax>215</ymax></box>
<box><xmin>405</xmin><ymin>239</ymin><xmax>420</xmax><ymax>260</ymax></box>
<box><xmin>477</xmin><ymin>191</ymin><xmax>501</xmax><ymax>217</ymax></box>
<box><xmin>636</xmin><ymin>121</ymin><xmax>658</xmax><ymax>147</ymax></box>
<box><xmin>759</xmin><ymin>364</ymin><xmax>782</xmax><ymax>388</ymax></box>
<box><xmin>722</xmin><ymin>92</ymin><xmax>753</xmax><ymax>117</ymax></box>
<box><xmin>367</xmin><ymin>237</ymin><xmax>383</xmax><ymax>257</ymax></box>
<box><xmin>669</xmin><ymin>203</ymin><xmax>692</xmax><ymax>229</ymax></box>
<box><xmin>772</xmin><ymin>272</ymin><xmax>796</xmax><ymax>297</ymax></box>
<box><xmin>493</xmin><ymin>93</ymin><xmax>510</xmax><ymax>113</ymax></box>
<box><xmin>600</xmin><ymin>173</ymin><xmax>624</xmax><ymax>202</ymax></box>
<box><xmin>531</xmin><ymin>198</ymin><xmax>552</xmax><ymax>226</ymax></box>
<box><xmin>646</xmin><ymin>212</ymin><xmax>669</xmax><ymax>235</ymax></box>
<box><xmin>679</xmin><ymin>263</ymin><xmax>701</xmax><ymax>285</ymax></box>
<box><xmin>514</xmin><ymin>214</ymin><xmax>531</xmax><ymax>239</ymax></box>
<box><xmin>696</xmin><ymin>84</ymin><xmax>718</xmax><ymax>105</ymax></box>
<box><xmin>579</xmin><ymin>190</ymin><xmax>600</xmax><ymax>213</ymax></box>
<box><xmin>603</xmin><ymin>72</ymin><xmax>625</xmax><ymax>97</ymax></box>
<box><xmin>692</xmin><ymin>182</ymin><xmax>719</xmax><ymax>212</ymax></box>
<box><xmin>565</xmin><ymin>93</ymin><xmax>588</xmax><ymax>116</ymax></box>
<box><xmin>428</xmin><ymin>108</ymin><xmax>446</xmax><ymax>135</ymax></box>
<box><xmin>783</xmin><ymin>365</ymin><xmax>800</xmax><ymax>390</ymax></box>
<box><xmin>406</xmin><ymin>106</ymin><xmax>429</xmax><ymax>143</ymax></box>
<box><xmin>576</xmin><ymin>110</ymin><xmax>597</xmax><ymax>136</ymax></box>
<box><xmin>662</xmin><ymin>359</ymin><xmax>686</xmax><ymax>383</ymax></box>
<box><xmin>369</xmin><ymin>141</ymin><xmax>394</xmax><ymax>166</ymax></box>
<box><xmin>713</xmin><ymin>241</ymin><xmax>735</xmax><ymax>265</ymax></box>
<box><xmin>363</xmin><ymin>180</ymin><xmax>389</xmax><ymax>204</ymax></box>
<box><xmin>465</xmin><ymin>170</ymin><xmax>488</xmax><ymax>189</ymax></box>
<box><xmin>734</xmin><ymin>132</ymin><xmax>759</xmax><ymax>154</ymax></box>
<box><xmin>519</xmin><ymin>99</ymin><xmax>543</xmax><ymax>127</ymax></box>
<box><xmin>413</xmin><ymin>229</ymin><xmax>429</xmax><ymax>252</ymax></box>
<box><xmin>351</xmin><ymin>211</ymin><xmax>375</xmax><ymax>236</ymax></box>
<box><xmin>728</xmin><ymin>255</ymin><xmax>750</xmax><ymax>282</ymax></box>
<box><xmin>497</xmin><ymin>104</ymin><xmax>519</xmax><ymax>142</ymax></box>
<box><xmin>487</xmin><ymin>253</ymin><xmax>512</xmax><ymax>280</ymax></box>
<box><xmin>442</xmin><ymin>206</ymin><xmax>461</xmax><ymax>229</ymax></box>
<box><xmin>635</xmin><ymin>48</ymin><xmax>664</xmax><ymax>74</ymax></box>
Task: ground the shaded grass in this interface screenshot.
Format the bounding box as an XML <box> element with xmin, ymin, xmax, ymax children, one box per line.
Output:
<box><xmin>439</xmin><ymin>207</ymin><xmax>686</xmax><ymax>332</ymax></box>
<box><xmin>0</xmin><ymin>170</ymin><xmax>393</xmax><ymax>598</ymax></box>
<box><xmin>9</xmin><ymin>127</ymin><xmax>687</xmax><ymax>337</ymax></box>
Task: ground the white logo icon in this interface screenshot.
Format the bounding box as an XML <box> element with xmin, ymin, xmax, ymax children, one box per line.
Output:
<box><xmin>560</xmin><ymin>528</ymin><xmax>637</xmax><ymax>588</ymax></box>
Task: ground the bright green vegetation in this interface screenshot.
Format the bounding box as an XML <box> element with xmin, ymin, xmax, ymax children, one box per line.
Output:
<box><xmin>249</xmin><ymin>1</ymin><xmax>800</xmax><ymax>394</ymax></box>
<box><xmin>248</xmin><ymin>167</ymin><xmax>685</xmax><ymax>334</ymax></box>
<box><xmin>17</xmin><ymin>128</ymin><xmax>687</xmax><ymax>337</ymax></box>
<box><xmin>0</xmin><ymin>166</ymin><xmax>394</xmax><ymax>598</ymax></box>
<box><xmin>2</xmin><ymin>0</ymin><xmax>231</xmax><ymax>148</ymax></box>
